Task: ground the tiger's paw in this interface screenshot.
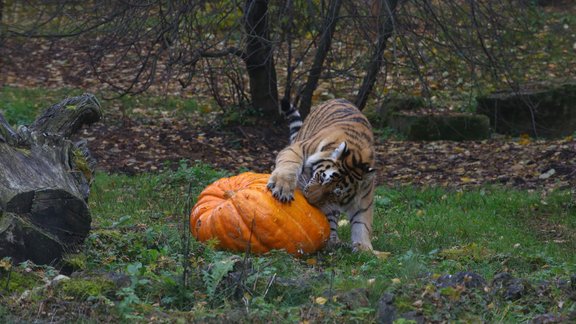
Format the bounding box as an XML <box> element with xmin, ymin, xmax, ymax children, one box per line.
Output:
<box><xmin>352</xmin><ymin>241</ymin><xmax>374</xmax><ymax>253</ymax></box>
<box><xmin>325</xmin><ymin>237</ymin><xmax>348</xmax><ymax>251</ymax></box>
<box><xmin>267</xmin><ymin>173</ymin><xmax>296</xmax><ymax>203</ymax></box>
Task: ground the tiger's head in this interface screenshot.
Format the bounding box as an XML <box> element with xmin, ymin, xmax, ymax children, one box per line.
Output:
<box><xmin>303</xmin><ymin>142</ymin><xmax>375</xmax><ymax>206</ymax></box>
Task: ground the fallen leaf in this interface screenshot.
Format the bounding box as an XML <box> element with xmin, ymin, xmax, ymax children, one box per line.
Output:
<box><xmin>0</xmin><ymin>258</ymin><xmax>12</xmax><ymax>271</ymax></box>
<box><xmin>315</xmin><ymin>297</ymin><xmax>328</xmax><ymax>305</ymax></box>
<box><xmin>539</xmin><ymin>169</ymin><xmax>556</xmax><ymax>179</ymax></box>
<box><xmin>460</xmin><ymin>176</ymin><xmax>475</xmax><ymax>183</ymax></box>
<box><xmin>518</xmin><ymin>134</ymin><xmax>532</xmax><ymax>145</ymax></box>
<box><xmin>373</xmin><ymin>250</ymin><xmax>391</xmax><ymax>260</ymax></box>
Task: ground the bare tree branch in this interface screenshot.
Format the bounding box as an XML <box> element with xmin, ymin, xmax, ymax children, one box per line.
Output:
<box><xmin>298</xmin><ymin>0</ymin><xmax>343</xmax><ymax>118</ymax></box>
<box><xmin>355</xmin><ymin>0</ymin><xmax>399</xmax><ymax>110</ymax></box>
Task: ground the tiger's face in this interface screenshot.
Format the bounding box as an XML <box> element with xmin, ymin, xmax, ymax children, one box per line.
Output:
<box><xmin>303</xmin><ymin>142</ymin><xmax>374</xmax><ymax>207</ymax></box>
<box><xmin>303</xmin><ymin>160</ymin><xmax>349</xmax><ymax>206</ymax></box>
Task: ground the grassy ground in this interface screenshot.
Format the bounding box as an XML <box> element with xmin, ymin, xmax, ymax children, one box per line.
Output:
<box><xmin>0</xmin><ymin>86</ymin><xmax>204</xmax><ymax>126</ymax></box>
<box><xmin>1</xmin><ymin>162</ymin><xmax>574</xmax><ymax>323</ymax></box>
<box><xmin>1</xmin><ymin>4</ymin><xmax>575</xmax><ymax>322</ymax></box>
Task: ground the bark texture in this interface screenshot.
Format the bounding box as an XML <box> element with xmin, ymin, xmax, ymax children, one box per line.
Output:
<box><xmin>298</xmin><ymin>0</ymin><xmax>343</xmax><ymax>118</ymax></box>
<box><xmin>0</xmin><ymin>94</ymin><xmax>101</xmax><ymax>265</ymax></box>
<box><xmin>355</xmin><ymin>0</ymin><xmax>399</xmax><ymax>110</ymax></box>
<box><xmin>244</xmin><ymin>0</ymin><xmax>279</xmax><ymax>118</ymax></box>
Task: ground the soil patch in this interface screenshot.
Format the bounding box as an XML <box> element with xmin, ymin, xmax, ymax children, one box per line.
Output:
<box><xmin>81</xmin><ymin>117</ymin><xmax>289</xmax><ymax>175</ymax></box>
<box><xmin>79</xmin><ymin>115</ymin><xmax>576</xmax><ymax>190</ymax></box>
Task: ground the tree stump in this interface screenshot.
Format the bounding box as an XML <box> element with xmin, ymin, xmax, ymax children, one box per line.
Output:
<box><xmin>0</xmin><ymin>94</ymin><xmax>102</xmax><ymax>265</ymax></box>
<box><xmin>477</xmin><ymin>81</ymin><xmax>576</xmax><ymax>138</ymax></box>
<box><xmin>389</xmin><ymin>113</ymin><xmax>491</xmax><ymax>141</ymax></box>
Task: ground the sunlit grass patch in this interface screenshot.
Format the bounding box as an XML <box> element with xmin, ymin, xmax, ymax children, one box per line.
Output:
<box><xmin>0</xmin><ymin>86</ymin><xmax>207</xmax><ymax>128</ymax></box>
<box><xmin>0</xmin><ymin>87</ymin><xmax>83</xmax><ymax>125</ymax></box>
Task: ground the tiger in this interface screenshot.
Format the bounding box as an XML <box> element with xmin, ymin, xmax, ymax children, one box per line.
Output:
<box><xmin>267</xmin><ymin>98</ymin><xmax>377</xmax><ymax>252</ymax></box>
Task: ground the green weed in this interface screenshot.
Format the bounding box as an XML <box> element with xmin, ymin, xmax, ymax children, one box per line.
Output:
<box><xmin>0</xmin><ymin>87</ymin><xmax>83</xmax><ymax>125</ymax></box>
<box><xmin>2</xmin><ymin>164</ymin><xmax>575</xmax><ymax>322</ymax></box>
<box><xmin>0</xmin><ymin>87</ymin><xmax>208</xmax><ymax>128</ymax></box>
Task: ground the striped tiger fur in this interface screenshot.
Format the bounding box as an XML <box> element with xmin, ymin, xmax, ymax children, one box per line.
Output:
<box><xmin>268</xmin><ymin>98</ymin><xmax>376</xmax><ymax>252</ymax></box>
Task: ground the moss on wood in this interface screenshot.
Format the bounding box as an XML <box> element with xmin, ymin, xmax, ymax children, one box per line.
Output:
<box><xmin>389</xmin><ymin>113</ymin><xmax>490</xmax><ymax>141</ymax></box>
<box><xmin>476</xmin><ymin>81</ymin><xmax>576</xmax><ymax>138</ymax></box>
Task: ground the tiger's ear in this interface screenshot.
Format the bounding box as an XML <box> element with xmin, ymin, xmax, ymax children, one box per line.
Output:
<box><xmin>330</xmin><ymin>142</ymin><xmax>348</xmax><ymax>161</ymax></box>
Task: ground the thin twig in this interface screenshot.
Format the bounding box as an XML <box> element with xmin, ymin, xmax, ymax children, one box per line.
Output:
<box><xmin>263</xmin><ymin>273</ymin><xmax>277</xmax><ymax>298</ymax></box>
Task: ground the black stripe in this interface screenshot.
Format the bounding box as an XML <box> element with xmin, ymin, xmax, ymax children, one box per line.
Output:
<box><xmin>360</xmin><ymin>188</ymin><xmax>372</xmax><ymax>200</ymax></box>
<box><xmin>341</xmin><ymin>195</ymin><xmax>354</xmax><ymax>205</ymax></box>
<box><xmin>289</xmin><ymin>129</ymin><xmax>301</xmax><ymax>139</ymax></box>
<box><xmin>318</xmin><ymin>141</ymin><xmax>337</xmax><ymax>152</ymax></box>
<box><xmin>285</xmin><ymin>147</ymin><xmax>302</xmax><ymax>158</ymax></box>
<box><xmin>350</xmin><ymin>221</ymin><xmax>371</xmax><ymax>233</ymax></box>
<box><xmin>286</xmin><ymin>115</ymin><xmax>301</xmax><ymax>123</ymax></box>
<box><xmin>350</xmin><ymin>220</ymin><xmax>368</xmax><ymax>226</ymax></box>
<box><xmin>310</xmin><ymin>158</ymin><xmax>332</xmax><ymax>169</ymax></box>
<box><xmin>349</xmin><ymin>202</ymin><xmax>374</xmax><ymax>222</ymax></box>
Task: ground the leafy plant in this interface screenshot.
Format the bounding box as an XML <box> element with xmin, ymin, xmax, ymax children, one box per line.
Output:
<box><xmin>202</xmin><ymin>254</ymin><xmax>237</xmax><ymax>300</ymax></box>
<box><xmin>2</xmin><ymin>163</ymin><xmax>575</xmax><ymax>322</ymax></box>
<box><xmin>115</xmin><ymin>262</ymin><xmax>149</xmax><ymax>319</ymax></box>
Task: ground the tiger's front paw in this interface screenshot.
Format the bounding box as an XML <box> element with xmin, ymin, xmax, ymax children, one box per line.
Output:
<box><xmin>267</xmin><ymin>173</ymin><xmax>296</xmax><ymax>203</ymax></box>
<box><xmin>326</xmin><ymin>237</ymin><xmax>347</xmax><ymax>251</ymax></box>
<box><xmin>352</xmin><ymin>241</ymin><xmax>374</xmax><ymax>253</ymax></box>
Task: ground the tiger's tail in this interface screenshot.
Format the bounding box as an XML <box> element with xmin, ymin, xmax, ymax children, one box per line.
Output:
<box><xmin>281</xmin><ymin>98</ymin><xmax>302</xmax><ymax>143</ymax></box>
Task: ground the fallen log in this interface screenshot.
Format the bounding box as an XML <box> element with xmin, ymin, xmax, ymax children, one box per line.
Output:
<box><xmin>0</xmin><ymin>94</ymin><xmax>102</xmax><ymax>265</ymax></box>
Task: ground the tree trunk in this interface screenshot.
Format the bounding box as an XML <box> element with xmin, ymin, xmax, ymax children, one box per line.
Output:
<box><xmin>298</xmin><ymin>0</ymin><xmax>343</xmax><ymax>118</ymax></box>
<box><xmin>355</xmin><ymin>0</ymin><xmax>399</xmax><ymax>110</ymax></box>
<box><xmin>0</xmin><ymin>94</ymin><xmax>102</xmax><ymax>265</ymax></box>
<box><xmin>0</xmin><ymin>0</ymin><xmax>4</xmax><ymax>49</ymax></box>
<box><xmin>244</xmin><ymin>0</ymin><xmax>279</xmax><ymax>119</ymax></box>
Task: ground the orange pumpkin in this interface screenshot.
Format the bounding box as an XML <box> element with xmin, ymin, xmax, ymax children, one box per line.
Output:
<box><xmin>190</xmin><ymin>172</ymin><xmax>330</xmax><ymax>256</ymax></box>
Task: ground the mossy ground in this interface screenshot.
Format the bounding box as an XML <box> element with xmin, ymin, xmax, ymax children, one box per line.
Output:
<box><xmin>1</xmin><ymin>163</ymin><xmax>574</xmax><ymax>322</ymax></box>
<box><xmin>1</xmin><ymin>3</ymin><xmax>575</xmax><ymax>322</ymax></box>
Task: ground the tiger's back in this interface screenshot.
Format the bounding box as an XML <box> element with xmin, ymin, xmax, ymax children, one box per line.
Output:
<box><xmin>269</xmin><ymin>98</ymin><xmax>377</xmax><ymax>252</ymax></box>
<box><xmin>295</xmin><ymin>98</ymin><xmax>374</xmax><ymax>146</ymax></box>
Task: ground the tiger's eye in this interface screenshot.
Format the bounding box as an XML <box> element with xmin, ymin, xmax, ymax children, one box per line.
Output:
<box><xmin>333</xmin><ymin>187</ymin><xmax>343</xmax><ymax>196</ymax></box>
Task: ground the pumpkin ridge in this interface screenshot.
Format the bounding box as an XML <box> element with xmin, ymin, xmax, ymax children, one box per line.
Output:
<box><xmin>280</xmin><ymin>194</ymin><xmax>316</xmax><ymax>253</ymax></box>
<box><xmin>209</xmin><ymin>203</ymin><xmax>236</xmax><ymax>249</ymax></box>
<box><xmin>266</xmin><ymin>198</ymin><xmax>304</xmax><ymax>254</ymax></box>
<box><xmin>293</xmin><ymin>192</ymin><xmax>329</xmax><ymax>245</ymax></box>
<box><xmin>226</xmin><ymin>195</ymin><xmax>268</xmax><ymax>253</ymax></box>
<box><xmin>234</xmin><ymin>188</ymin><xmax>289</xmax><ymax>253</ymax></box>
<box><xmin>190</xmin><ymin>198</ymin><xmax>219</xmax><ymax>238</ymax></box>
<box><xmin>190</xmin><ymin>172</ymin><xmax>330</xmax><ymax>256</ymax></box>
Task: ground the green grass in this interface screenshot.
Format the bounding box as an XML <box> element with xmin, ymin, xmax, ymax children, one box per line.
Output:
<box><xmin>372</xmin><ymin>186</ymin><xmax>576</xmax><ymax>263</ymax></box>
<box><xmin>2</xmin><ymin>163</ymin><xmax>574</xmax><ymax>322</ymax></box>
<box><xmin>1</xmin><ymin>5</ymin><xmax>575</xmax><ymax>321</ymax></box>
<box><xmin>0</xmin><ymin>86</ymin><xmax>206</xmax><ymax>127</ymax></box>
<box><xmin>0</xmin><ymin>87</ymin><xmax>84</xmax><ymax>125</ymax></box>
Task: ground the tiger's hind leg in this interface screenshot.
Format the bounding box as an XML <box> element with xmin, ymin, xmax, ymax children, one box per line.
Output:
<box><xmin>348</xmin><ymin>190</ymin><xmax>375</xmax><ymax>252</ymax></box>
<box><xmin>350</xmin><ymin>211</ymin><xmax>373</xmax><ymax>252</ymax></box>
